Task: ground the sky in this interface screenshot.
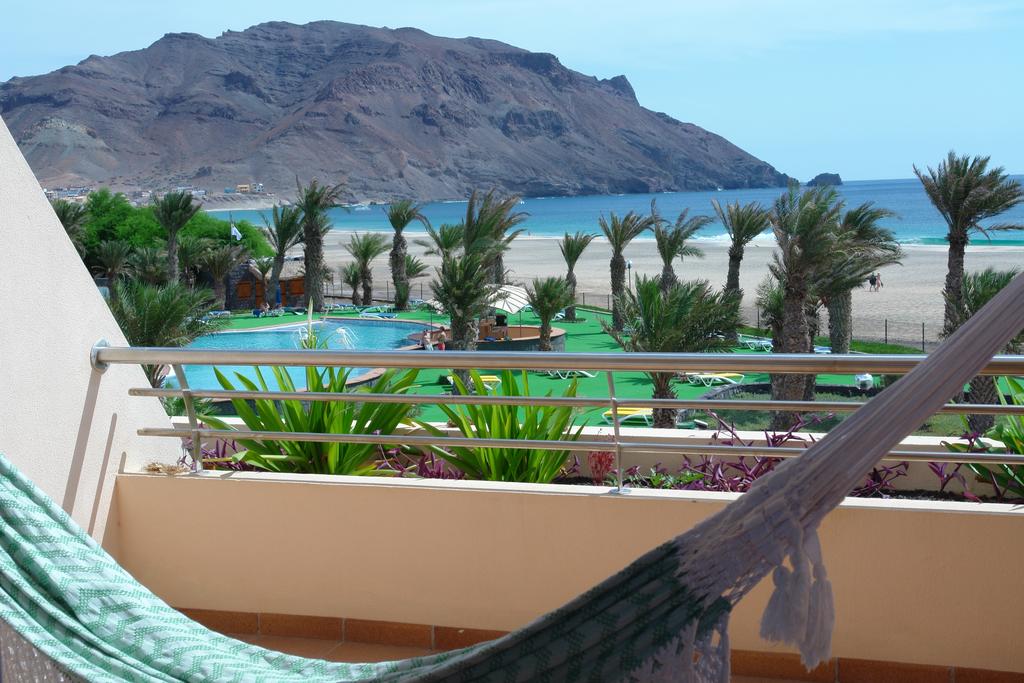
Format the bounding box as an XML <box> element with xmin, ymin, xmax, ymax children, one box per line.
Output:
<box><xmin>2</xmin><ymin>0</ymin><xmax>1022</xmax><ymax>181</ymax></box>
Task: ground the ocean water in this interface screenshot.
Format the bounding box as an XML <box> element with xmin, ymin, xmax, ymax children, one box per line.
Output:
<box><xmin>211</xmin><ymin>177</ymin><xmax>1024</xmax><ymax>245</ymax></box>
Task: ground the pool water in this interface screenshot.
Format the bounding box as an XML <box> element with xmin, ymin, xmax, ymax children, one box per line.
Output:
<box><xmin>172</xmin><ymin>319</ymin><xmax>428</xmax><ymax>390</ymax></box>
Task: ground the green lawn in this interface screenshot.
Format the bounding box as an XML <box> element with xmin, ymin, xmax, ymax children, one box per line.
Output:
<box><xmin>214</xmin><ymin>307</ymin><xmax>873</xmax><ymax>428</ymax></box>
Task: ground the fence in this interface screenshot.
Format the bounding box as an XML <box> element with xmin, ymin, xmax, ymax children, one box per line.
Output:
<box><xmin>90</xmin><ymin>344</ymin><xmax>1024</xmax><ymax>490</ymax></box>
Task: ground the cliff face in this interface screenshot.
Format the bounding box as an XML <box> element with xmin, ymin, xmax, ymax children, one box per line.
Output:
<box><xmin>0</xmin><ymin>21</ymin><xmax>788</xmax><ymax>200</ymax></box>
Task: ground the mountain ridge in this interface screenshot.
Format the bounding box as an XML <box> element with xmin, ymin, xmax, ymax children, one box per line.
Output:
<box><xmin>0</xmin><ymin>20</ymin><xmax>789</xmax><ymax>201</ymax></box>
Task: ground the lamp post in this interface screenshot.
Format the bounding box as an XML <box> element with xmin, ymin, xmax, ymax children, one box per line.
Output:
<box><xmin>626</xmin><ymin>260</ymin><xmax>633</xmax><ymax>292</ymax></box>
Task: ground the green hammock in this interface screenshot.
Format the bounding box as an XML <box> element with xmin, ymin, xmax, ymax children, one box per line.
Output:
<box><xmin>3</xmin><ymin>273</ymin><xmax>1023</xmax><ymax>682</ymax></box>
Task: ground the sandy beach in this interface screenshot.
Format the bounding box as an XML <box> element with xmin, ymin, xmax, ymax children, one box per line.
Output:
<box><xmin>320</xmin><ymin>234</ymin><xmax>1022</xmax><ymax>348</ymax></box>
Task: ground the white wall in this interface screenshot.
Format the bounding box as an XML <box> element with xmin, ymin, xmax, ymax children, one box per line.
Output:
<box><xmin>0</xmin><ymin>116</ymin><xmax>179</xmax><ymax>550</ymax></box>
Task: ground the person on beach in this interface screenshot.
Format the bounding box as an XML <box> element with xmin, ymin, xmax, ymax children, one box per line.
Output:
<box><xmin>875</xmin><ymin>272</ymin><xmax>883</xmax><ymax>289</ymax></box>
<box><xmin>437</xmin><ymin>326</ymin><xmax>448</xmax><ymax>351</ymax></box>
<box><xmin>421</xmin><ymin>328</ymin><xmax>434</xmax><ymax>351</ymax></box>
<box><xmin>868</xmin><ymin>273</ymin><xmax>878</xmax><ymax>291</ymax></box>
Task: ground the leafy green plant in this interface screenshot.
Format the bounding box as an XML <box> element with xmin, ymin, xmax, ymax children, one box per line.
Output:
<box><xmin>202</xmin><ymin>365</ymin><xmax>420</xmax><ymax>475</ymax></box>
<box><xmin>945</xmin><ymin>376</ymin><xmax>1024</xmax><ymax>500</ymax></box>
<box><xmin>416</xmin><ymin>369</ymin><xmax>584</xmax><ymax>483</ymax></box>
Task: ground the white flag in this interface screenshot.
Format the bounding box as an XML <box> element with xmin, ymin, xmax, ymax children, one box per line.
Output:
<box><xmin>230</xmin><ymin>223</ymin><xmax>242</xmax><ymax>241</ymax></box>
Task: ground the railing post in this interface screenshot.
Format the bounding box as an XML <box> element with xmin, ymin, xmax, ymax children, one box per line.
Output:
<box><xmin>605</xmin><ymin>372</ymin><xmax>628</xmax><ymax>494</ymax></box>
<box><xmin>884</xmin><ymin>319</ymin><xmax>888</xmax><ymax>345</ymax></box>
<box><xmin>173</xmin><ymin>364</ymin><xmax>203</xmax><ymax>471</ymax></box>
<box><xmin>922</xmin><ymin>322</ymin><xmax>926</xmax><ymax>352</ymax></box>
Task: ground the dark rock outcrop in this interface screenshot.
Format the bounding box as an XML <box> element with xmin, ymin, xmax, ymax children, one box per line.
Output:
<box><xmin>0</xmin><ymin>20</ymin><xmax>789</xmax><ymax>199</ymax></box>
<box><xmin>807</xmin><ymin>172</ymin><xmax>842</xmax><ymax>187</ymax></box>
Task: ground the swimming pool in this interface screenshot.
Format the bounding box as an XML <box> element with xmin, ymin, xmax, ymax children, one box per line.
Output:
<box><xmin>171</xmin><ymin>318</ymin><xmax>429</xmax><ymax>390</ymax></box>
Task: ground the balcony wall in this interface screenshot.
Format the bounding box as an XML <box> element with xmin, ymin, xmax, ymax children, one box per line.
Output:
<box><xmin>114</xmin><ymin>471</ymin><xmax>1024</xmax><ymax>674</ymax></box>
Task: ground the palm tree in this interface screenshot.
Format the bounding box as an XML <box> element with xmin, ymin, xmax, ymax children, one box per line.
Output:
<box><xmin>385</xmin><ymin>200</ymin><xmax>430</xmax><ymax>310</ymax></box>
<box><xmin>251</xmin><ymin>257</ymin><xmax>274</xmax><ymax>307</ymax></box>
<box><xmin>652</xmin><ymin>206</ymin><xmax>709</xmax><ymax>295</ymax></box>
<box><xmin>558</xmin><ymin>231</ymin><xmax>595</xmax><ymax>322</ymax></box>
<box><xmin>92</xmin><ymin>240</ymin><xmax>134</xmax><ymax>293</ymax></box>
<box><xmin>152</xmin><ymin>191</ymin><xmax>201</xmax><ymax>283</ymax></box>
<box><xmin>431</xmin><ymin>251</ymin><xmax>493</xmax><ymax>354</ymax></box>
<box><xmin>599</xmin><ymin>211</ymin><xmax>655</xmax><ymax>331</ymax></box>
<box><xmin>961</xmin><ymin>267</ymin><xmax>1024</xmax><ymax>432</ymax></box>
<box><xmin>295</xmin><ymin>179</ymin><xmax>345</xmax><ymax>311</ymax></box>
<box><xmin>414</xmin><ymin>223</ymin><xmax>464</xmax><ymax>259</ymax></box>
<box><xmin>261</xmin><ymin>204</ymin><xmax>304</xmax><ymax>307</ymax></box>
<box><xmin>463</xmin><ymin>190</ymin><xmax>527</xmax><ymax>284</ymax></box>
<box><xmin>108</xmin><ymin>281</ymin><xmax>222</xmax><ymax>387</ymax></box>
<box><xmin>130</xmin><ymin>246</ymin><xmax>169</xmax><ymax>286</ymax></box>
<box><xmin>914</xmin><ymin>152</ymin><xmax>1024</xmax><ymax>337</ymax></box>
<box><xmin>177</xmin><ymin>234</ymin><xmax>214</xmax><ymax>288</ymax></box>
<box><xmin>822</xmin><ymin>203</ymin><xmax>903</xmax><ymax>354</ymax></box>
<box><xmin>712</xmin><ymin>199</ymin><xmax>771</xmax><ymax>298</ymax></box>
<box><xmin>605</xmin><ymin>277</ymin><xmax>739</xmax><ymax>428</ymax></box>
<box><xmin>200</xmin><ymin>244</ymin><xmax>249</xmax><ymax>309</ymax></box>
<box><xmin>768</xmin><ymin>185</ymin><xmax>843</xmax><ymax>424</ymax></box>
<box><xmin>340</xmin><ymin>262</ymin><xmax>362</xmax><ymax>306</ymax></box>
<box><xmin>404</xmin><ymin>254</ymin><xmax>429</xmax><ymax>281</ymax></box>
<box><xmin>51</xmin><ymin>199</ymin><xmax>88</xmax><ymax>255</ymax></box>
<box><xmin>526</xmin><ymin>277</ymin><xmax>574</xmax><ymax>351</ymax></box>
<box><xmin>345</xmin><ymin>233</ymin><xmax>389</xmax><ymax>305</ymax></box>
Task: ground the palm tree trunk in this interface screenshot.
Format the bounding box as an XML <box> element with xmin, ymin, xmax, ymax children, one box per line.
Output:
<box><xmin>967</xmin><ymin>375</ymin><xmax>998</xmax><ymax>434</ymax></box>
<box><xmin>610</xmin><ymin>253</ymin><xmax>626</xmax><ymax>331</ymax></box>
<box><xmin>725</xmin><ymin>245</ymin><xmax>743</xmax><ymax>295</ymax></box>
<box><xmin>827</xmin><ymin>289</ymin><xmax>853</xmax><ymax>354</ymax></box>
<box><xmin>362</xmin><ymin>268</ymin><xmax>373</xmax><ymax>306</ymax></box>
<box><xmin>652</xmin><ymin>372</ymin><xmax>677</xmax><ymax>429</ymax></box>
<box><xmin>539</xmin><ymin>321</ymin><xmax>552</xmax><ymax>351</ymax></box>
<box><xmin>771</xmin><ymin>285</ymin><xmax>810</xmax><ymax>429</ymax></box>
<box><xmin>660</xmin><ymin>264</ymin><xmax>676</xmax><ymax>296</ymax></box>
<box><xmin>450</xmin><ymin>314</ymin><xmax>478</xmax><ymax>386</ymax></box>
<box><xmin>565</xmin><ymin>269</ymin><xmax>578</xmax><ymax>322</ymax></box>
<box><xmin>351</xmin><ymin>287</ymin><xmax>362</xmax><ymax>306</ymax></box>
<box><xmin>213</xmin><ymin>279</ymin><xmax>227</xmax><ymax>310</ymax></box>
<box><xmin>803</xmin><ymin>308</ymin><xmax>819</xmax><ymax>403</ymax></box>
<box><xmin>166</xmin><ymin>230</ymin><xmax>180</xmax><ymax>284</ymax></box>
<box><xmin>304</xmin><ymin>223</ymin><xmax>325</xmax><ymax>311</ymax></box>
<box><xmin>391</xmin><ymin>231</ymin><xmax>408</xmax><ymax>310</ymax></box>
<box><xmin>269</xmin><ymin>258</ymin><xmax>284</xmax><ymax>307</ymax></box>
<box><xmin>943</xmin><ymin>234</ymin><xmax>968</xmax><ymax>338</ymax></box>
<box><xmin>493</xmin><ymin>254</ymin><xmax>505</xmax><ymax>285</ymax></box>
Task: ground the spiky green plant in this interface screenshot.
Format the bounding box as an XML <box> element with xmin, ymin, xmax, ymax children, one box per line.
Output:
<box><xmin>340</xmin><ymin>262</ymin><xmax>362</xmax><ymax>305</ymax></box>
<box><xmin>604</xmin><ymin>276</ymin><xmax>739</xmax><ymax>428</ymax></box>
<box><xmin>108</xmin><ymin>281</ymin><xmax>221</xmax><ymax>386</ymax></box>
<box><xmin>345</xmin><ymin>232</ymin><xmax>389</xmax><ymax>305</ymax></box>
<box><xmin>92</xmin><ymin>240</ymin><xmax>134</xmax><ymax>293</ymax></box>
<box><xmin>462</xmin><ymin>189</ymin><xmax>527</xmax><ymax>283</ymax></box>
<box><xmin>599</xmin><ymin>211</ymin><xmax>655</xmax><ymax>331</ymax></box>
<box><xmin>914</xmin><ymin>152</ymin><xmax>1024</xmax><ymax>336</ymax></box>
<box><xmin>51</xmin><ymin>199</ymin><xmax>88</xmax><ymax>255</ymax></box>
<box><xmin>295</xmin><ymin>179</ymin><xmax>345</xmax><ymax>311</ymax></box>
<box><xmin>129</xmin><ymin>246</ymin><xmax>169</xmax><ymax>286</ymax></box>
<box><xmin>152</xmin><ymin>191</ymin><xmax>202</xmax><ymax>283</ymax></box>
<box><xmin>558</xmin><ymin>231</ymin><xmax>595</xmax><ymax>321</ymax></box>
<box><xmin>176</xmin><ymin>234</ymin><xmax>215</xmax><ymax>288</ymax></box>
<box><xmin>385</xmin><ymin>200</ymin><xmax>430</xmax><ymax>310</ymax></box>
<box><xmin>526</xmin><ymin>277</ymin><xmax>574</xmax><ymax>351</ymax></box>
<box><xmin>416</xmin><ymin>370</ymin><xmax>584</xmax><ymax>483</ymax></box>
<box><xmin>414</xmin><ymin>223</ymin><xmax>464</xmax><ymax>259</ymax></box>
<box><xmin>203</xmin><ymin>366</ymin><xmax>420</xmax><ymax>475</ymax></box>
<box><xmin>652</xmin><ymin>202</ymin><xmax>709</xmax><ymax>294</ymax></box>
<box><xmin>712</xmin><ymin>198</ymin><xmax>771</xmax><ymax>298</ymax></box>
<box><xmin>261</xmin><ymin>204</ymin><xmax>304</xmax><ymax>306</ymax></box>
<box><xmin>200</xmin><ymin>244</ymin><xmax>249</xmax><ymax>309</ymax></box>
<box><xmin>430</xmin><ymin>251</ymin><xmax>493</xmax><ymax>356</ymax></box>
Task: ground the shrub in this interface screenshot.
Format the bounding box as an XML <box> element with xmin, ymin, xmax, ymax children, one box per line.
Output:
<box><xmin>202</xmin><ymin>365</ymin><xmax>419</xmax><ymax>475</ymax></box>
<box><xmin>416</xmin><ymin>370</ymin><xmax>584</xmax><ymax>483</ymax></box>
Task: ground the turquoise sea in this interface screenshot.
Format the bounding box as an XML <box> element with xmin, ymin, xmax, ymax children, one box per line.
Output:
<box><xmin>210</xmin><ymin>177</ymin><xmax>1024</xmax><ymax>246</ymax></box>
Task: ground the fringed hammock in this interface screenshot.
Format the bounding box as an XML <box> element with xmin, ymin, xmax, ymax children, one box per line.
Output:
<box><xmin>2</xmin><ymin>274</ymin><xmax>1024</xmax><ymax>682</ymax></box>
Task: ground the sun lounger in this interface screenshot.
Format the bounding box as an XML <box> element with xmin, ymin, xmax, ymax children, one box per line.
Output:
<box><xmin>814</xmin><ymin>345</ymin><xmax>831</xmax><ymax>354</ymax></box>
<box><xmin>447</xmin><ymin>374</ymin><xmax>502</xmax><ymax>391</ymax></box>
<box><xmin>687</xmin><ymin>372</ymin><xmax>745</xmax><ymax>387</ymax></box>
<box><xmin>207</xmin><ymin>310</ymin><xmax>231</xmax><ymax>318</ymax></box>
<box><xmin>546</xmin><ymin>369</ymin><xmax>597</xmax><ymax>379</ymax></box>
<box><xmin>601</xmin><ymin>407</ymin><xmax>653</xmax><ymax>426</ymax></box>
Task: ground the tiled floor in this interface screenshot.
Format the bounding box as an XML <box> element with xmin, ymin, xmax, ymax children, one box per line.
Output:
<box><xmin>235</xmin><ymin>634</ymin><xmax>805</xmax><ymax>681</ymax></box>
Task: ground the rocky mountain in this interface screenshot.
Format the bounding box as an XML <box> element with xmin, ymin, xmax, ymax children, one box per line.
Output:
<box><xmin>0</xmin><ymin>21</ymin><xmax>788</xmax><ymax>200</ymax></box>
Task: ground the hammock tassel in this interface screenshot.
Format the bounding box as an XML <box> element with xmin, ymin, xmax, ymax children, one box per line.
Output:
<box><xmin>759</xmin><ymin>526</ymin><xmax>834</xmax><ymax>670</ymax></box>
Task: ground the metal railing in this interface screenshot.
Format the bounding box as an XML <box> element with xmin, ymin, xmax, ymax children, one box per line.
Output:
<box><xmin>91</xmin><ymin>342</ymin><xmax>1024</xmax><ymax>489</ymax></box>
